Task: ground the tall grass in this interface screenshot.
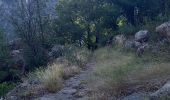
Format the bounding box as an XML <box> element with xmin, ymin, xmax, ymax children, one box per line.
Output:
<box><xmin>63</xmin><ymin>45</ymin><xmax>91</xmax><ymax>67</ymax></box>
<box><xmin>28</xmin><ymin>46</ymin><xmax>90</xmax><ymax>93</ymax></box>
<box><xmin>35</xmin><ymin>63</ymin><xmax>64</xmax><ymax>92</ymax></box>
<box><xmin>88</xmin><ymin>47</ymin><xmax>170</xmax><ymax>99</ymax></box>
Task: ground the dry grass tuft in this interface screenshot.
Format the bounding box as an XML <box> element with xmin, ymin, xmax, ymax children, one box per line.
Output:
<box><xmin>63</xmin><ymin>65</ymin><xmax>81</xmax><ymax>79</ymax></box>
<box><xmin>35</xmin><ymin>63</ymin><xmax>64</xmax><ymax>92</ymax></box>
<box><xmin>28</xmin><ymin>46</ymin><xmax>90</xmax><ymax>93</ymax></box>
<box><xmin>34</xmin><ymin>61</ymin><xmax>82</xmax><ymax>92</ymax></box>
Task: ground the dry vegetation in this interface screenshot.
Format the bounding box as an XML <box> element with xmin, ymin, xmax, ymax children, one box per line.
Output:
<box><xmin>88</xmin><ymin>47</ymin><xmax>170</xmax><ymax>99</ymax></box>
<box><xmin>30</xmin><ymin>47</ymin><xmax>91</xmax><ymax>93</ymax></box>
<box><xmin>33</xmin><ymin>61</ymin><xmax>80</xmax><ymax>92</ymax></box>
<box><xmin>6</xmin><ymin>47</ymin><xmax>91</xmax><ymax>99</ymax></box>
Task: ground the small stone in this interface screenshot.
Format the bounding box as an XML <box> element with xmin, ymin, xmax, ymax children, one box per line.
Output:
<box><xmin>75</xmin><ymin>91</ymin><xmax>86</xmax><ymax>98</ymax></box>
<box><xmin>62</xmin><ymin>89</ymin><xmax>77</xmax><ymax>95</ymax></box>
<box><xmin>9</xmin><ymin>96</ymin><xmax>18</xmax><ymax>100</ymax></box>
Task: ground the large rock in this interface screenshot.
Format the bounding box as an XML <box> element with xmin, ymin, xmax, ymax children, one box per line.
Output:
<box><xmin>124</xmin><ymin>40</ymin><xmax>135</xmax><ymax>49</ymax></box>
<box><xmin>156</xmin><ymin>22</ymin><xmax>170</xmax><ymax>40</ymax></box>
<box><xmin>150</xmin><ymin>81</ymin><xmax>170</xmax><ymax>100</ymax></box>
<box><xmin>114</xmin><ymin>34</ymin><xmax>126</xmax><ymax>46</ymax></box>
<box><xmin>48</xmin><ymin>45</ymin><xmax>64</xmax><ymax>60</ymax></box>
<box><xmin>10</xmin><ymin>49</ymin><xmax>25</xmax><ymax>73</ymax></box>
<box><xmin>124</xmin><ymin>40</ymin><xmax>142</xmax><ymax>49</ymax></box>
<box><xmin>136</xmin><ymin>43</ymin><xmax>149</xmax><ymax>57</ymax></box>
<box><xmin>135</xmin><ymin>30</ymin><xmax>149</xmax><ymax>43</ymax></box>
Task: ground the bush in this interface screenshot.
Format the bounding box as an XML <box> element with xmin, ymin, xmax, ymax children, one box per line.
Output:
<box><xmin>0</xmin><ymin>29</ymin><xmax>11</xmax><ymax>82</ymax></box>
<box><xmin>0</xmin><ymin>29</ymin><xmax>10</xmax><ymax>66</ymax></box>
<box><xmin>23</xmin><ymin>44</ymin><xmax>48</xmax><ymax>70</ymax></box>
<box><xmin>30</xmin><ymin>60</ymin><xmax>81</xmax><ymax>93</ymax></box>
<box><xmin>0</xmin><ymin>82</ymin><xmax>15</xmax><ymax>97</ymax></box>
<box><xmin>118</xmin><ymin>24</ymin><xmax>139</xmax><ymax>36</ymax></box>
<box><xmin>0</xmin><ymin>71</ymin><xmax>9</xmax><ymax>82</ymax></box>
<box><xmin>22</xmin><ymin>46</ymin><xmax>89</xmax><ymax>94</ymax></box>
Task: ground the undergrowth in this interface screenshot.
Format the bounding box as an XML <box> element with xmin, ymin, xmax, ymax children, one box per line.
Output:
<box><xmin>0</xmin><ymin>82</ymin><xmax>15</xmax><ymax>97</ymax></box>
<box><xmin>28</xmin><ymin>46</ymin><xmax>90</xmax><ymax>93</ymax></box>
<box><xmin>88</xmin><ymin>46</ymin><xmax>170</xmax><ymax>99</ymax></box>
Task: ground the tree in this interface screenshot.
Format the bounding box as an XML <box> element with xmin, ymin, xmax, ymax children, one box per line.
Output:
<box><xmin>9</xmin><ymin>0</ymin><xmax>53</xmax><ymax>68</ymax></box>
<box><xmin>55</xmin><ymin>0</ymin><xmax>121</xmax><ymax>49</ymax></box>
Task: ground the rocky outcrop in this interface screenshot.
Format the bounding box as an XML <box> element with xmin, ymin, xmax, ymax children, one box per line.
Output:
<box><xmin>136</xmin><ymin>43</ymin><xmax>149</xmax><ymax>56</ymax></box>
<box><xmin>156</xmin><ymin>22</ymin><xmax>170</xmax><ymax>41</ymax></box>
<box><xmin>10</xmin><ymin>49</ymin><xmax>26</xmax><ymax>73</ymax></box>
<box><xmin>150</xmin><ymin>81</ymin><xmax>170</xmax><ymax>100</ymax></box>
<box><xmin>8</xmin><ymin>37</ymin><xmax>26</xmax><ymax>73</ymax></box>
<box><xmin>135</xmin><ymin>30</ymin><xmax>149</xmax><ymax>43</ymax></box>
<box><xmin>114</xmin><ymin>34</ymin><xmax>126</xmax><ymax>46</ymax></box>
<box><xmin>134</xmin><ymin>30</ymin><xmax>149</xmax><ymax>56</ymax></box>
<box><xmin>124</xmin><ymin>39</ymin><xmax>135</xmax><ymax>49</ymax></box>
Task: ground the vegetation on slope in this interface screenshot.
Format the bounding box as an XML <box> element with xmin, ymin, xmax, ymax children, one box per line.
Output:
<box><xmin>88</xmin><ymin>47</ymin><xmax>170</xmax><ymax>99</ymax></box>
<box><xmin>1</xmin><ymin>0</ymin><xmax>170</xmax><ymax>99</ymax></box>
<box><xmin>5</xmin><ymin>46</ymin><xmax>90</xmax><ymax>99</ymax></box>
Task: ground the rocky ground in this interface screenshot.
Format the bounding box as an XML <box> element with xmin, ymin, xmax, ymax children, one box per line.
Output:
<box><xmin>37</xmin><ymin>62</ymin><xmax>95</xmax><ymax>100</ymax></box>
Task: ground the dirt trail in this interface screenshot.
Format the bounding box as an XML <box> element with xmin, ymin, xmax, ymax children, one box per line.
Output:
<box><xmin>38</xmin><ymin>62</ymin><xmax>95</xmax><ymax>100</ymax></box>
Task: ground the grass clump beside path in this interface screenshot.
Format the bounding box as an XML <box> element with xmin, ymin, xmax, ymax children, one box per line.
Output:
<box><xmin>29</xmin><ymin>46</ymin><xmax>91</xmax><ymax>93</ymax></box>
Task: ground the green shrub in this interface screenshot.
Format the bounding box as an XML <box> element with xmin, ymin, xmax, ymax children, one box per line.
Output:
<box><xmin>28</xmin><ymin>60</ymin><xmax>81</xmax><ymax>93</ymax></box>
<box><xmin>118</xmin><ymin>24</ymin><xmax>139</xmax><ymax>35</ymax></box>
<box><xmin>0</xmin><ymin>71</ymin><xmax>9</xmax><ymax>82</ymax></box>
<box><xmin>0</xmin><ymin>29</ymin><xmax>10</xmax><ymax>67</ymax></box>
<box><xmin>27</xmin><ymin>46</ymin><xmax>90</xmax><ymax>93</ymax></box>
<box><xmin>0</xmin><ymin>82</ymin><xmax>15</xmax><ymax>97</ymax></box>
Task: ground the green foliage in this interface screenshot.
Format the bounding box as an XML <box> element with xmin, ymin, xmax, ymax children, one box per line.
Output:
<box><xmin>55</xmin><ymin>0</ymin><xmax>121</xmax><ymax>48</ymax></box>
<box><xmin>0</xmin><ymin>82</ymin><xmax>15</xmax><ymax>97</ymax></box>
<box><xmin>0</xmin><ymin>29</ymin><xmax>11</xmax><ymax>83</ymax></box>
<box><xmin>118</xmin><ymin>24</ymin><xmax>138</xmax><ymax>35</ymax></box>
<box><xmin>54</xmin><ymin>0</ymin><xmax>170</xmax><ymax>49</ymax></box>
<box><xmin>0</xmin><ymin>29</ymin><xmax>10</xmax><ymax>66</ymax></box>
<box><xmin>0</xmin><ymin>71</ymin><xmax>9</xmax><ymax>82</ymax></box>
<box><xmin>23</xmin><ymin>44</ymin><xmax>48</xmax><ymax>69</ymax></box>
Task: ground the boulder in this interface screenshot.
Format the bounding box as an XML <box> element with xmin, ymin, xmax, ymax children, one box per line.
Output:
<box><xmin>134</xmin><ymin>41</ymin><xmax>142</xmax><ymax>48</ymax></box>
<box><xmin>136</xmin><ymin>43</ymin><xmax>149</xmax><ymax>57</ymax></box>
<box><xmin>135</xmin><ymin>30</ymin><xmax>149</xmax><ymax>43</ymax></box>
<box><xmin>150</xmin><ymin>81</ymin><xmax>170</xmax><ymax>100</ymax></box>
<box><xmin>10</xmin><ymin>49</ymin><xmax>25</xmax><ymax>73</ymax></box>
<box><xmin>156</xmin><ymin>22</ymin><xmax>170</xmax><ymax>41</ymax></box>
<box><xmin>8</xmin><ymin>38</ymin><xmax>22</xmax><ymax>50</ymax></box>
<box><xmin>124</xmin><ymin>40</ymin><xmax>134</xmax><ymax>49</ymax></box>
<box><xmin>48</xmin><ymin>45</ymin><xmax>64</xmax><ymax>60</ymax></box>
<box><xmin>114</xmin><ymin>34</ymin><xmax>126</xmax><ymax>46</ymax></box>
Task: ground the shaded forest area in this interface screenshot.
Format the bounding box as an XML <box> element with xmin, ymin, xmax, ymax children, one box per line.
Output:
<box><xmin>0</xmin><ymin>0</ymin><xmax>170</xmax><ymax>98</ymax></box>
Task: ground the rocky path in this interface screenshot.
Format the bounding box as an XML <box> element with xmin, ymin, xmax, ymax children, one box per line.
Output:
<box><xmin>38</xmin><ymin>62</ymin><xmax>95</xmax><ymax>100</ymax></box>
